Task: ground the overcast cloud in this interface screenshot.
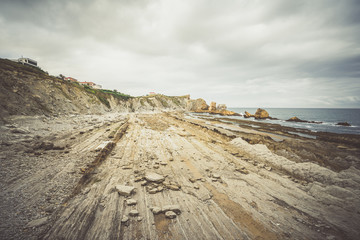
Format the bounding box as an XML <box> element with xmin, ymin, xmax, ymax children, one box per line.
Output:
<box><xmin>1</xmin><ymin>0</ymin><xmax>359</xmax><ymax>107</ymax></box>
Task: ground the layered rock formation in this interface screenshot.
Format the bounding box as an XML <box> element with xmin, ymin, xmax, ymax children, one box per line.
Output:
<box><xmin>0</xmin><ymin>59</ymin><xmax>192</xmax><ymax>117</ymax></box>
<box><xmin>189</xmin><ymin>100</ymin><xmax>240</xmax><ymax>116</ymax></box>
<box><xmin>244</xmin><ymin>108</ymin><xmax>271</xmax><ymax>119</ymax></box>
<box><xmin>286</xmin><ymin>117</ymin><xmax>322</xmax><ymax>124</ymax></box>
<box><xmin>186</xmin><ymin>98</ymin><xmax>209</xmax><ymax>112</ymax></box>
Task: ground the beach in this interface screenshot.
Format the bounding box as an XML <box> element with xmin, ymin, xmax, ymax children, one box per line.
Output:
<box><xmin>1</xmin><ymin>112</ymin><xmax>359</xmax><ymax>239</ymax></box>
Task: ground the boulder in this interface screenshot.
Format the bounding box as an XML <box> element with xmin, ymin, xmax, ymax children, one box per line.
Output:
<box><xmin>336</xmin><ymin>122</ymin><xmax>351</xmax><ymax>126</ymax></box>
<box><xmin>286</xmin><ymin>117</ymin><xmax>307</xmax><ymax>122</ymax></box>
<box><xmin>145</xmin><ymin>172</ymin><xmax>165</xmax><ymax>183</ymax></box>
<box><xmin>209</xmin><ymin>102</ymin><xmax>217</xmax><ymax>111</ymax></box>
<box><xmin>254</xmin><ymin>108</ymin><xmax>269</xmax><ymax>119</ymax></box>
<box><xmin>115</xmin><ymin>185</ymin><xmax>135</xmax><ymax>196</ymax></box>
<box><xmin>187</xmin><ymin>98</ymin><xmax>209</xmax><ymax>111</ymax></box>
<box><xmin>244</xmin><ymin>111</ymin><xmax>252</xmax><ymax>118</ymax></box>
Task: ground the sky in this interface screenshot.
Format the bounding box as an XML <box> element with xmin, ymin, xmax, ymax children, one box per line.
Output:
<box><xmin>1</xmin><ymin>0</ymin><xmax>360</xmax><ymax>108</ymax></box>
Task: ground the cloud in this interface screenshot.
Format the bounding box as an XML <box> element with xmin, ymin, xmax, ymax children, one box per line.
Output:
<box><xmin>1</xmin><ymin>0</ymin><xmax>359</xmax><ymax>107</ymax></box>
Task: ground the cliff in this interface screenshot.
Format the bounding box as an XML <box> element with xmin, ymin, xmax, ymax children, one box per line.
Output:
<box><xmin>0</xmin><ymin>59</ymin><xmax>190</xmax><ymax>118</ymax></box>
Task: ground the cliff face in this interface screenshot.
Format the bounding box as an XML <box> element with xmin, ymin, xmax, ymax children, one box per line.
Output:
<box><xmin>0</xmin><ymin>59</ymin><xmax>190</xmax><ymax>118</ymax></box>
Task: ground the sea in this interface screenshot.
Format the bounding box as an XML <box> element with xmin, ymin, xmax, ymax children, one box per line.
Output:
<box><xmin>221</xmin><ymin>108</ymin><xmax>360</xmax><ymax>135</ymax></box>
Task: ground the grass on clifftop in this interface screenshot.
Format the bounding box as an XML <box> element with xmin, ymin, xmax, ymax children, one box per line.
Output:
<box><xmin>100</xmin><ymin>89</ymin><xmax>132</xmax><ymax>100</ymax></box>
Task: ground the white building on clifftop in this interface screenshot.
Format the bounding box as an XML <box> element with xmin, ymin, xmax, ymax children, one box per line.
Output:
<box><xmin>17</xmin><ymin>57</ymin><xmax>39</xmax><ymax>68</ymax></box>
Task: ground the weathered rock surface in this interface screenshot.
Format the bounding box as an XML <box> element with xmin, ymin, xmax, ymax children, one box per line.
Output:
<box><xmin>254</xmin><ymin>108</ymin><xmax>269</xmax><ymax>119</ymax></box>
<box><xmin>145</xmin><ymin>172</ymin><xmax>165</xmax><ymax>183</ymax></box>
<box><xmin>115</xmin><ymin>185</ymin><xmax>135</xmax><ymax>196</ymax></box>
<box><xmin>244</xmin><ymin>111</ymin><xmax>253</xmax><ymax>118</ymax></box>
<box><xmin>1</xmin><ymin>112</ymin><xmax>359</xmax><ymax>240</ymax></box>
<box><xmin>209</xmin><ymin>102</ymin><xmax>217</xmax><ymax>111</ymax></box>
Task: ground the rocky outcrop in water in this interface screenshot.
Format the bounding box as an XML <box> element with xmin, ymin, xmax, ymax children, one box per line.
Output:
<box><xmin>254</xmin><ymin>108</ymin><xmax>269</xmax><ymax>119</ymax></box>
<box><xmin>336</xmin><ymin>122</ymin><xmax>351</xmax><ymax>126</ymax></box>
<box><xmin>286</xmin><ymin>117</ymin><xmax>322</xmax><ymax>124</ymax></box>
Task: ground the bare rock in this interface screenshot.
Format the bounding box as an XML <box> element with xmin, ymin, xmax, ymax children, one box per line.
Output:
<box><xmin>145</xmin><ymin>172</ymin><xmax>165</xmax><ymax>183</ymax></box>
<box><xmin>244</xmin><ymin>111</ymin><xmax>253</xmax><ymax>118</ymax></box>
<box><xmin>162</xmin><ymin>205</ymin><xmax>181</xmax><ymax>214</ymax></box>
<box><xmin>26</xmin><ymin>217</ymin><xmax>48</xmax><ymax>228</ymax></box>
<box><xmin>129</xmin><ymin>210</ymin><xmax>139</xmax><ymax>217</ymax></box>
<box><xmin>121</xmin><ymin>216</ymin><xmax>129</xmax><ymax>223</ymax></box>
<box><xmin>151</xmin><ymin>207</ymin><xmax>162</xmax><ymax>214</ymax></box>
<box><xmin>115</xmin><ymin>185</ymin><xmax>135</xmax><ymax>196</ymax></box>
<box><xmin>254</xmin><ymin>108</ymin><xmax>269</xmax><ymax>119</ymax></box>
<box><xmin>126</xmin><ymin>199</ymin><xmax>137</xmax><ymax>206</ymax></box>
<box><xmin>165</xmin><ymin>211</ymin><xmax>177</xmax><ymax>219</ymax></box>
<box><xmin>209</xmin><ymin>102</ymin><xmax>217</xmax><ymax>111</ymax></box>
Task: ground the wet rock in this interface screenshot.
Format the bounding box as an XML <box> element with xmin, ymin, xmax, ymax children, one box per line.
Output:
<box><xmin>26</xmin><ymin>217</ymin><xmax>48</xmax><ymax>228</ymax></box>
<box><xmin>145</xmin><ymin>172</ymin><xmax>165</xmax><ymax>183</ymax></box>
<box><xmin>336</xmin><ymin>122</ymin><xmax>351</xmax><ymax>126</ymax></box>
<box><xmin>126</xmin><ymin>199</ymin><xmax>137</xmax><ymax>206</ymax></box>
<box><xmin>162</xmin><ymin>205</ymin><xmax>181</xmax><ymax>214</ymax></box>
<box><xmin>129</xmin><ymin>210</ymin><xmax>139</xmax><ymax>217</ymax></box>
<box><xmin>115</xmin><ymin>185</ymin><xmax>135</xmax><ymax>196</ymax></box>
<box><xmin>165</xmin><ymin>211</ymin><xmax>177</xmax><ymax>219</ymax></box>
<box><xmin>286</xmin><ymin>117</ymin><xmax>307</xmax><ymax>122</ymax></box>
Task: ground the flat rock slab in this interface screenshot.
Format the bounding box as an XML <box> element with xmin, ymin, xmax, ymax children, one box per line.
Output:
<box><xmin>26</xmin><ymin>217</ymin><xmax>48</xmax><ymax>228</ymax></box>
<box><xmin>115</xmin><ymin>185</ymin><xmax>135</xmax><ymax>196</ymax></box>
<box><xmin>145</xmin><ymin>172</ymin><xmax>165</xmax><ymax>183</ymax></box>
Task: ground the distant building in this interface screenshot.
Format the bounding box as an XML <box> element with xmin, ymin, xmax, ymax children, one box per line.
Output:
<box><xmin>149</xmin><ymin>92</ymin><xmax>156</xmax><ymax>96</ymax></box>
<box><xmin>65</xmin><ymin>77</ymin><xmax>78</xmax><ymax>82</ymax></box>
<box><xmin>17</xmin><ymin>57</ymin><xmax>38</xmax><ymax>68</ymax></box>
<box><xmin>79</xmin><ymin>81</ymin><xmax>102</xmax><ymax>89</ymax></box>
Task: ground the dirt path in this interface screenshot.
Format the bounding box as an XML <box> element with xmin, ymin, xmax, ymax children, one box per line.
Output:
<box><xmin>1</xmin><ymin>113</ymin><xmax>359</xmax><ymax>239</ymax></box>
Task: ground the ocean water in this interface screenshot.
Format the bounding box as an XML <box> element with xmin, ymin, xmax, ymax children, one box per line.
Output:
<box><xmin>225</xmin><ymin>108</ymin><xmax>360</xmax><ymax>135</ymax></box>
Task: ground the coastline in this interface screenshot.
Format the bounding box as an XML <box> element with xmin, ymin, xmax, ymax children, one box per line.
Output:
<box><xmin>1</xmin><ymin>111</ymin><xmax>359</xmax><ymax>239</ymax></box>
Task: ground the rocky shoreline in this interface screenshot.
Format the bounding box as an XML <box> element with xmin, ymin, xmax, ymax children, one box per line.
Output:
<box><xmin>0</xmin><ymin>112</ymin><xmax>359</xmax><ymax>240</ymax></box>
